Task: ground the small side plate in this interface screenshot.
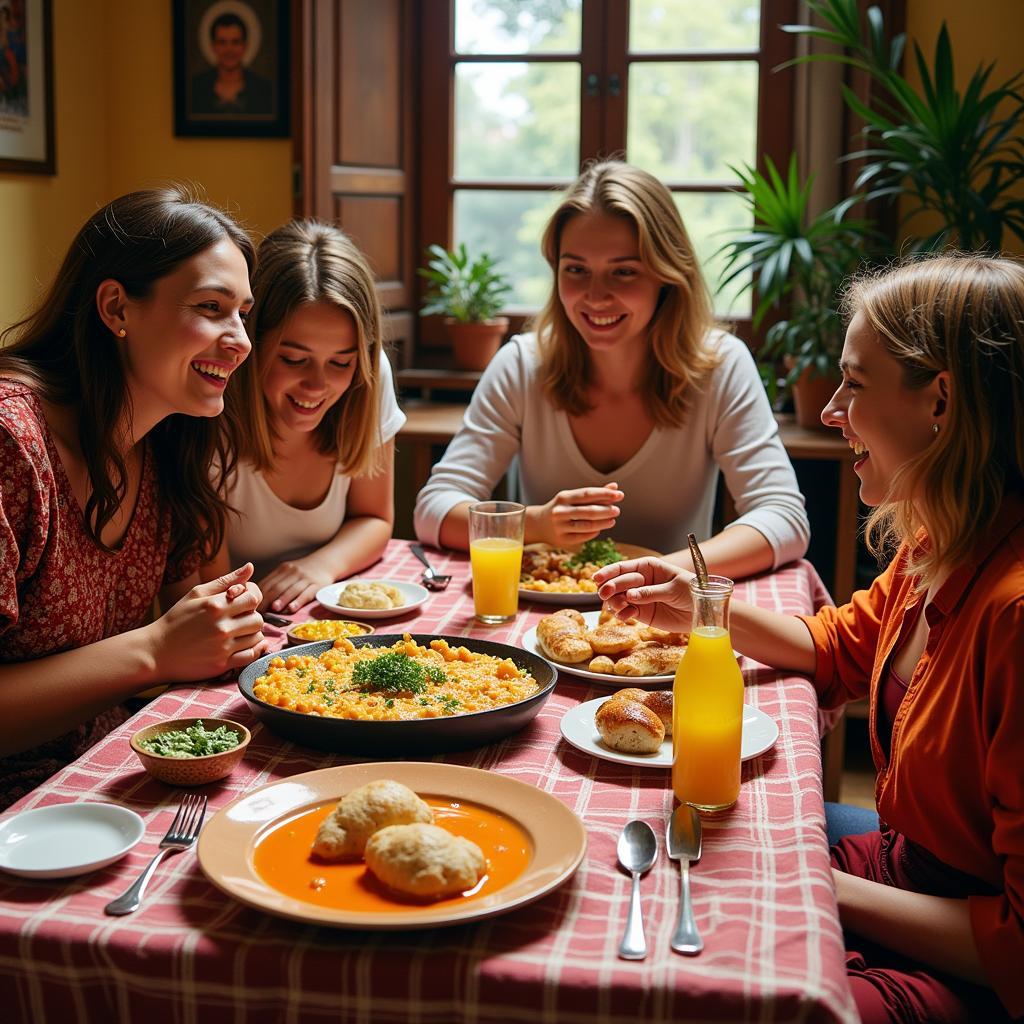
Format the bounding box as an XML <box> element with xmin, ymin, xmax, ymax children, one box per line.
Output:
<box><xmin>315</xmin><ymin>579</ymin><xmax>430</xmax><ymax>620</ymax></box>
<box><xmin>0</xmin><ymin>802</ymin><xmax>145</xmax><ymax>879</ymax></box>
<box><xmin>559</xmin><ymin>697</ymin><xmax>779</xmax><ymax>767</ymax></box>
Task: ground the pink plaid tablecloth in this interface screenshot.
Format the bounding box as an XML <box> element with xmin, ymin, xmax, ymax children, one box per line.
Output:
<box><xmin>0</xmin><ymin>542</ymin><xmax>856</xmax><ymax>1024</ymax></box>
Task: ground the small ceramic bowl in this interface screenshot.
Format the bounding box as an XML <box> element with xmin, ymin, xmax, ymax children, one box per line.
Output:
<box><xmin>130</xmin><ymin>718</ymin><xmax>251</xmax><ymax>786</ymax></box>
<box><xmin>285</xmin><ymin>619</ymin><xmax>375</xmax><ymax>646</ymax></box>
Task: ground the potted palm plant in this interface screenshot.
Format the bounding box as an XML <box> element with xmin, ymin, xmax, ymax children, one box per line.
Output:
<box><xmin>783</xmin><ymin>0</ymin><xmax>1024</xmax><ymax>254</ymax></box>
<box><xmin>717</xmin><ymin>155</ymin><xmax>876</xmax><ymax>428</ymax></box>
<box><xmin>418</xmin><ymin>243</ymin><xmax>512</xmax><ymax>371</ymax></box>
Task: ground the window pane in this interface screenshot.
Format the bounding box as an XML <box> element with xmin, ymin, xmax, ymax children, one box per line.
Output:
<box><xmin>455</xmin><ymin>62</ymin><xmax>580</xmax><ymax>180</ymax></box>
<box><xmin>629</xmin><ymin>0</ymin><xmax>760</xmax><ymax>51</ymax></box>
<box><xmin>673</xmin><ymin>191</ymin><xmax>752</xmax><ymax>318</ymax></box>
<box><xmin>455</xmin><ymin>0</ymin><xmax>582</xmax><ymax>55</ymax></box>
<box><xmin>454</xmin><ymin>189</ymin><xmax>563</xmax><ymax>307</ymax></box>
<box><xmin>627</xmin><ymin>62</ymin><xmax>757</xmax><ymax>182</ymax></box>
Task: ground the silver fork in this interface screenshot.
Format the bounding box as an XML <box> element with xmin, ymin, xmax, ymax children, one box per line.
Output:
<box><xmin>105</xmin><ymin>793</ymin><xmax>207</xmax><ymax>916</ymax></box>
<box><xmin>410</xmin><ymin>543</ymin><xmax>452</xmax><ymax>590</ymax></box>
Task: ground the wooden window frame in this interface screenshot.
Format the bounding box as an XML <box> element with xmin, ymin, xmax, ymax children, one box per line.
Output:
<box><xmin>415</xmin><ymin>0</ymin><xmax>798</xmax><ymax>361</ymax></box>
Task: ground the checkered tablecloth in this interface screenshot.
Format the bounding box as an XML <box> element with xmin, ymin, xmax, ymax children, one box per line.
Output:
<box><xmin>0</xmin><ymin>543</ymin><xmax>856</xmax><ymax>1024</ymax></box>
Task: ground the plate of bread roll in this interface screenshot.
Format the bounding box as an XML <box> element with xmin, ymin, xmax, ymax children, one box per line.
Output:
<box><xmin>522</xmin><ymin>608</ymin><xmax>690</xmax><ymax>685</ymax></box>
<box><xmin>559</xmin><ymin>690</ymin><xmax>778</xmax><ymax>767</ymax></box>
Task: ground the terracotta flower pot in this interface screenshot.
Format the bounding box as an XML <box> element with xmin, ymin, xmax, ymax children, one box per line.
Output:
<box><xmin>445</xmin><ymin>317</ymin><xmax>509</xmax><ymax>372</ymax></box>
<box><xmin>792</xmin><ymin>366</ymin><xmax>841</xmax><ymax>430</ymax></box>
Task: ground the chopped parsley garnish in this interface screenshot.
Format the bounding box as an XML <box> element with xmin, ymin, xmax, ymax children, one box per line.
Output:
<box><xmin>294</xmin><ymin>667</ymin><xmax>307</xmax><ymax>677</ymax></box>
<box><xmin>566</xmin><ymin>537</ymin><xmax>622</xmax><ymax>569</ymax></box>
<box><xmin>439</xmin><ymin>697</ymin><xmax>461</xmax><ymax>714</ymax></box>
<box><xmin>425</xmin><ymin>665</ymin><xmax>447</xmax><ymax>685</ymax></box>
<box><xmin>352</xmin><ymin>651</ymin><xmax>440</xmax><ymax>695</ymax></box>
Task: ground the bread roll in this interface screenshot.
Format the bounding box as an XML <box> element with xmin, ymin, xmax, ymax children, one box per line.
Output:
<box><xmin>313</xmin><ymin>779</ymin><xmax>433</xmax><ymax>860</ymax></box>
<box><xmin>614</xmin><ymin>642</ymin><xmax>686</xmax><ymax>677</ymax></box>
<box><xmin>365</xmin><ymin>823</ymin><xmax>486</xmax><ymax>898</ymax></box>
<box><xmin>595</xmin><ymin>696</ymin><xmax>665</xmax><ymax>753</ymax></box>
<box><xmin>536</xmin><ymin>608</ymin><xmax>593</xmax><ymax>664</ymax></box>
<box><xmin>642</xmin><ymin>690</ymin><xmax>673</xmax><ymax>736</ymax></box>
<box><xmin>588</xmin><ymin>655</ymin><xmax>616</xmax><ymax>674</ymax></box>
<box><xmin>588</xmin><ymin>619</ymin><xmax>640</xmax><ymax>655</ymax></box>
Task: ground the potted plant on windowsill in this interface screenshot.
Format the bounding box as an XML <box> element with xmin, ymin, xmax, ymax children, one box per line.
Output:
<box><xmin>717</xmin><ymin>155</ymin><xmax>877</xmax><ymax>428</ymax></box>
<box><xmin>418</xmin><ymin>243</ymin><xmax>512</xmax><ymax>372</ymax></box>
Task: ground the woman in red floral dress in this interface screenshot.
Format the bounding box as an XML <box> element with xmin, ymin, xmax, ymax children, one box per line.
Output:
<box><xmin>0</xmin><ymin>185</ymin><xmax>267</xmax><ymax>808</ymax></box>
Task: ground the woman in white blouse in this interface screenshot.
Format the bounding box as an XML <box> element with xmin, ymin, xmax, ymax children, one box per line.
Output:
<box><xmin>204</xmin><ymin>220</ymin><xmax>405</xmax><ymax>611</ymax></box>
<box><xmin>414</xmin><ymin>161</ymin><xmax>808</xmax><ymax>576</ymax></box>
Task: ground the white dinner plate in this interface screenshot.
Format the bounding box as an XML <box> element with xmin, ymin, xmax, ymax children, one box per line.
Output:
<box><xmin>521</xmin><ymin>609</ymin><xmax>678</xmax><ymax>686</ymax></box>
<box><xmin>315</xmin><ymin>579</ymin><xmax>430</xmax><ymax>620</ymax></box>
<box><xmin>559</xmin><ymin>697</ymin><xmax>779</xmax><ymax>767</ymax></box>
<box><xmin>0</xmin><ymin>802</ymin><xmax>145</xmax><ymax>879</ymax></box>
<box><xmin>518</xmin><ymin>543</ymin><xmax>660</xmax><ymax>607</ymax></box>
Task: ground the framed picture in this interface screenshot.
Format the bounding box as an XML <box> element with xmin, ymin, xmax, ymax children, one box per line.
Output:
<box><xmin>0</xmin><ymin>0</ymin><xmax>55</xmax><ymax>174</ymax></box>
<box><xmin>173</xmin><ymin>0</ymin><xmax>289</xmax><ymax>138</ymax></box>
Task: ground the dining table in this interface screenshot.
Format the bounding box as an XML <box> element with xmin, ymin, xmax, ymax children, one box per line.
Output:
<box><xmin>0</xmin><ymin>540</ymin><xmax>858</xmax><ymax>1024</ymax></box>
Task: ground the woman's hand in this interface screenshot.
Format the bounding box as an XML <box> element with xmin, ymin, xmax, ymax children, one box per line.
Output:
<box><xmin>593</xmin><ymin>557</ymin><xmax>695</xmax><ymax>632</ymax></box>
<box><xmin>527</xmin><ymin>482</ymin><xmax>624</xmax><ymax>546</ymax></box>
<box><xmin>147</xmin><ymin>563</ymin><xmax>267</xmax><ymax>680</ymax></box>
<box><xmin>258</xmin><ymin>556</ymin><xmax>337</xmax><ymax>613</ymax></box>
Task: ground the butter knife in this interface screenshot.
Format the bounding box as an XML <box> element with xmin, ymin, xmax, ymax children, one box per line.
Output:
<box><xmin>666</xmin><ymin>804</ymin><xmax>704</xmax><ymax>955</ymax></box>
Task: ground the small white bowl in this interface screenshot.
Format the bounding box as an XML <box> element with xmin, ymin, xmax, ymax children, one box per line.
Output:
<box><xmin>0</xmin><ymin>802</ymin><xmax>145</xmax><ymax>879</ymax></box>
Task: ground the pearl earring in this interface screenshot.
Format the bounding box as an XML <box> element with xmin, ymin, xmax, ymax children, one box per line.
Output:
<box><xmin>932</xmin><ymin>423</ymin><xmax>940</xmax><ymax>436</ymax></box>
<box><xmin>117</xmin><ymin>328</ymin><xmax>126</xmax><ymax>338</ymax></box>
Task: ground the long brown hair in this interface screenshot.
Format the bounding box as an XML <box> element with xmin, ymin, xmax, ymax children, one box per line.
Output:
<box><xmin>845</xmin><ymin>253</ymin><xmax>1024</xmax><ymax>585</ymax></box>
<box><xmin>0</xmin><ymin>183</ymin><xmax>255</xmax><ymax>563</ymax></box>
<box><xmin>225</xmin><ymin>219</ymin><xmax>385</xmax><ymax>477</ymax></box>
<box><xmin>532</xmin><ymin>160</ymin><xmax>719</xmax><ymax>425</ymax></box>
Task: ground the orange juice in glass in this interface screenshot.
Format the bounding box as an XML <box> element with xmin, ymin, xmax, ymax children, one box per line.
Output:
<box><xmin>468</xmin><ymin>501</ymin><xmax>525</xmax><ymax>624</ymax></box>
<box><xmin>672</xmin><ymin>575</ymin><xmax>744</xmax><ymax>812</ymax></box>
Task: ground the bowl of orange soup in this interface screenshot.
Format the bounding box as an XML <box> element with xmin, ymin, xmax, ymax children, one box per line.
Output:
<box><xmin>237</xmin><ymin>634</ymin><xmax>556</xmax><ymax>754</ymax></box>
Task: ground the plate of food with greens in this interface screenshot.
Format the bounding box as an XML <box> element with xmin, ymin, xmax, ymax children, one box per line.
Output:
<box><xmin>237</xmin><ymin>633</ymin><xmax>557</xmax><ymax>754</ymax></box>
<box><xmin>518</xmin><ymin>539</ymin><xmax>661</xmax><ymax>605</ymax></box>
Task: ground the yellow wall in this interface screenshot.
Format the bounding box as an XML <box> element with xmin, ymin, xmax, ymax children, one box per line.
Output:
<box><xmin>0</xmin><ymin>0</ymin><xmax>291</xmax><ymax>331</ymax></box>
<box><xmin>904</xmin><ymin>0</ymin><xmax>1024</xmax><ymax>255</ymax></box>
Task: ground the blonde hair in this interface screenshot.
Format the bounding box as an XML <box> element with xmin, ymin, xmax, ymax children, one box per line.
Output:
<box><xmin>225</xmin><ymin>219</ymin><xmax>385</xmax><ymax>477</ymax></box>
<box><xmin>532</xmin><ymin>160</ymin><xmax>719</xmax><ymax>425</ymax></box>
<box><xmin>845</xmin><ymin>253</ymin><xmax>1024</xmax><ymax>586</ymax></box>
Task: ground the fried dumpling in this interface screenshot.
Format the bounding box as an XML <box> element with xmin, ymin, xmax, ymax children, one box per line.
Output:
<box><xmin>313</xmin><ymin>779</ymin><xmax>433</xmax><ymax>861</ymax></box>
<box><xmin>364</xmin><ymin>823</ymin><xmax>486</xmax><ymax>898</ymax></box>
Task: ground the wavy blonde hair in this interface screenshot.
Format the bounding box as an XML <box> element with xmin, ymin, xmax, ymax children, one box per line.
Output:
<box><xmin>532</xmin><ymin>160</ymin><xmax>719</xmax><ymax>424</ymax></box>
<box><xmin>224</xmin><ymin>219</ymin><xmax>385</xmax><ymax>477</ymax></box>
<box><xmin>845</xmin><ymin>253</ymin><xmax>1024</xmax><ymax>587</ymax></box>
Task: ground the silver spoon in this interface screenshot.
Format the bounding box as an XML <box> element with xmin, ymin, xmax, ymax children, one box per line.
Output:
<box><xmin>617</xmin><ymin>819</ymin><xmax>659</xmax><ymax>960</ymax></box>
<box><xmin>410</xmin><ymin>543</ymin><xmax>452</xmax><ymax>590</ymax></box>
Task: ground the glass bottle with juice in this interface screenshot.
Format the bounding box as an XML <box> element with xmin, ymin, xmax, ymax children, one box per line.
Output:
<box><xmin>467</xmin><ymin>501</ymin><xmax>525</xmax><ymax>624</ymax></box>
<box><xmin>672</xmin><ymin>575</ymin><xmax>744</xmax><ymax>812</ymax></box>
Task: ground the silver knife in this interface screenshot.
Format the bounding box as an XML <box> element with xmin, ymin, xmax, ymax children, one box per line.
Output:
<box><xmin>666</xmin><ymin>804</ymin><xmax>704</xmax><ymax>954</ymax></box>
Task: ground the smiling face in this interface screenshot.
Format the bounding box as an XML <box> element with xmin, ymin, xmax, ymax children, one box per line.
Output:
<box><xmin>118</xmin><ymin>237</ymin><xmax>253</xmax><ymax>428</ymax></box>
<box><xmin>822</xmin><ymin>311</ymin><xmax>945</xmax><ymax>507</ymax></box>
<box><xmin>556</xmin><ymin>211</ymin><xmax>662</xmax><ymax>356</ymax></box>
<box><xmin>260</xmin><ymin>301</ymin><xmax>360</xmax><ymax>437</ymax></box>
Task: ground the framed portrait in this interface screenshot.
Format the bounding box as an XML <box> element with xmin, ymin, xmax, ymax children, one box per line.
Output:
<box><xmin>0</xmin><ymin>0</ymin><xmax>55</xmax><ymax>174</ymax></box>
<box><xmin>173</xmin><ymin>0</ymin><xmax>289</xmax><ymax>138</ymax></box>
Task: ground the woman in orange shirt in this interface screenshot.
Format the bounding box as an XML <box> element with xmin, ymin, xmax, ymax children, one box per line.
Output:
<box><xmin>594</xmin><ymin>254</ymin><xmax>1024</xmax><ymax>1023</ymax></box>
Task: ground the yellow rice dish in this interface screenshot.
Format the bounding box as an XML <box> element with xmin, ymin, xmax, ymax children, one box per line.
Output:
<box><xmin>253</xmin><ymin>635</ymin><xmax>539</xmax><ymax>721</ymax></box>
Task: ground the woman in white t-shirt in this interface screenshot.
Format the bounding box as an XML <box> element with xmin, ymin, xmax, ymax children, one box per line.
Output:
<box><xmin>204</xmin><ymin>220</ymin><xmax>405</xmax><ymax>612</ymax></box>
<box><xmin>414</xmin><ymin>161</ymin><xmax>808</xmax><ymax>575</ymax></box>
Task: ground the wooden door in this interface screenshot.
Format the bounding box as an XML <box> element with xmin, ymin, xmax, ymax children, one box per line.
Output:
<box><xmin>293</xmin><ymin>0</ymin><xmax>418</xmax><ymax>367</ymax></box>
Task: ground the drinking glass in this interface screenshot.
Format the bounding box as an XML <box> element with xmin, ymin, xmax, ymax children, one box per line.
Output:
<box><xmin>468</xmin><ymin>501</ymin><xmax>525</xmax><ymax>624</ymax></box>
